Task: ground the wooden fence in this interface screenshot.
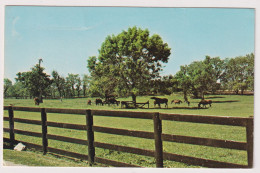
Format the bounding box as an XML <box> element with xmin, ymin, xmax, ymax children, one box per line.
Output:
<box><xmin>3</xmin><ymin>106</ymin><xmax>253</xmax><ymax>168</ymax></box>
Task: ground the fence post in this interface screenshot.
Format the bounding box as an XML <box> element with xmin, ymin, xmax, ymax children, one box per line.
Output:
<box><xmin>153</xmin><ymin>112</ymin><xmax>163</xmax><ymax>168</ymax></box>
<box><xmin>246</xmin><ymin>116</ymin><xmax>254</xmax><ymax>168</ymax></box>
<box><xmin>8</xmin><ymin>106</ymin><xmax>15</xmax><ymax>149</ymax></box>
<box><xmin>41</xmin><ymin>108</ymin><xmax>48</xmax><ymax>155</ymax></box>
<box><xmin>86</xmin><ymin>109</ymin><xmax>95</xmax><ymax>166</ymax></box>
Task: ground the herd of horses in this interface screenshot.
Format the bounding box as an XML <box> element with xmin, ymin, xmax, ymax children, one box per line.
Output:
<box><xmin>87</xmin><ymin>98</ymin><xmax>120</xmax><ymax>106</ymax></box>
<box><xmin>33</xmin><ymin>96</ymin><xmax>212</xmax><ymax>108</ymax></box>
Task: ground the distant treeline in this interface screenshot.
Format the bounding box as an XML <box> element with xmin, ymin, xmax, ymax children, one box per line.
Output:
<box><xmin>4</xmin><ymin>53</ymin><xmax>254</xmax><ymax>99</ymax></box>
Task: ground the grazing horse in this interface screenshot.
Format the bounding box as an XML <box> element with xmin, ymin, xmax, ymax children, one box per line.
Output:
<box><xmin>198</xmin><ymin>99</ymin><xmax>212</xmax><ymax>108</ymax></box>
<box><xmin>34</xmin><ymin>97</ymin><xmax>40</xmax><ymax>105</ymax></box>
<box><xmin>87</xmin><ymin>100</ymin><xmax>92</xmax><ymax>105</ymax></box>
<box><xmin>95</xmin><ymin>98</ymin><xmax>103</xmax><ymax>106</ymax></box>
<box><xmin>151</xmin><ymin>97</ymin><xmax>168</xmax><ymax>108</ymax></box>
<box><xmin>171</xmin><ymin>99</ymin><xmax>183</xmax><ymax>105</ymax></box>
<box><xmin>107</xmin><ymin>98</ymin><xmax>120</xmax><ymax>106</ymax></box>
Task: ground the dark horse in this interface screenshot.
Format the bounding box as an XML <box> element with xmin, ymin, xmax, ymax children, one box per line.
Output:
<box><xmin>95</xmin><ymin>98</ymin><xmax>103</xmax><ymax>106</ymax></box>
<box><xmin>151</xmin><ymin>97</ymin><xmax>168</xmax><ymax>108</ymax></box>
<box><xmin>198</xmin><ymin>99</ymin><xmax>212</xmax><ymax>108</ymax></box>
<box><xmin>34</xmin><ymin>97</ymin><xmax>40</xmax><ymax>105</ymax></box>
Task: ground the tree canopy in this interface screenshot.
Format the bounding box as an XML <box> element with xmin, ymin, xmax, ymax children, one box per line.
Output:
<box><xmin>174</xmin><ymin>54</ymin><xmax>254</xmax><ymax>99</ymax></box>
<box><xmin>87</xmin><ymin>26</ymin><xmax>171</xmax><ymax>101</ymax></box>
<box><xmin>16</xmin><ymin>63</ymin><xmax>52</xmax><ymax>99</ymax></box>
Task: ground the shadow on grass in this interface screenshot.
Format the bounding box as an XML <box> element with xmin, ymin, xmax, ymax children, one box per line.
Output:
<box><xmin>205</xmin><ymin>96</ymin><xmax>226</xmax><ymax>99</ymax></box>
<box><xmin>118</xmin><ymin>106</ymin><xmax>209</xmax><ymax>110</ymax></box>
<box><xmin>212</xmin><ymin>100</ymin><xmax>239</xmax><ymax>103</ymax></box>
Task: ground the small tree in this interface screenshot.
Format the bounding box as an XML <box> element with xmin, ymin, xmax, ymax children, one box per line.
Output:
<box><xmin>82</xmin><ymin>74</ymin><xmax>90</xmax><ymax>97</ymax></box>
<box><xmin>4</xmin><ymin>78</ymin><xmax>12</xmax><ymax>98</ymax></box>
<box><xmin>52</xmin><ymin>70</ymin><xmax>65</xmax><ymax>98</ymax></box>
<box><xmin>174</xmin><ymin>65</ymin><xmax>192</xmax><ymax>101</ymax></box>
<box><xmin>222</xmin><ymin>53</ymin><xmax>254</xmax><ymax>94</ymax></box>
<box><xmin>16</xmin><ymin>62</ymin><xmax>52</xmax><ymax>100</ymax></box>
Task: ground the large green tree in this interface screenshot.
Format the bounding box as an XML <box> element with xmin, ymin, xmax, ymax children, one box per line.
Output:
<box><xmin>87</xmin><ymin>26</ymin><xmax>171</xmax><ymax>101</ymax></box>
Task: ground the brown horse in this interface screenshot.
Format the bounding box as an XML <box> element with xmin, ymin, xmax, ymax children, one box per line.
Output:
<box><xmin>171</xmin><ymin>99</ymin><xmax>182</xmax><ymax>104</ymax></box>
<box><xmin>198</xmin><ymin>99</ymin><xmax>212</xmax><ymax>108</ymax></box>
<box><xmin>151</xmin><ymin>97</ymin><xmax>168</xmax><ymax>108</ymax></box>
<box><xmin>87</xmin><ymin>100</ymin><xmax>92</xmax><ymax>105</ymax></box>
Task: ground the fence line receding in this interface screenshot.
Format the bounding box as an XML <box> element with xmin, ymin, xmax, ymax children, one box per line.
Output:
<box><xmin>3</xmin><ymin>106</ymin><xmax>253</xmax><ymax>168</ymax></box>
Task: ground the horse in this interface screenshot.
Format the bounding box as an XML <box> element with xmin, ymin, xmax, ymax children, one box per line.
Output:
<box><xmin>87</xmin><ymin>100</ymin><xmax>92</xmax><ymax>105</ymax></box>
<box><xmin>104</xmin><ymin>98</ymin><xmax>120</xmax><ymax>106</ymax></box>
<box><xmin>198</xmin><ymin>99</ymin><xmax>212</xmax><ymax>108</ymax></box>
<box><xmin>95</xmin><ymin>98</ymin><xmax>103</xmax><ymax>106</ymax></box>
<box><xmin>171</xmin><ymin>99</ymin><xmax>182</xmax><ymax>104</ymax></box>
<box><xmin>108</xmin><ymin>98</ymin><xmax>120</xmax><ymax>106</ymax></box>
<box><xmin>34</xmin><ymin>97</ymin><xmax>40</xmax><ymax>105</ymax></box>
<box><xmin>151</xmin><ymin>97</ymin><xmax>168</xmax><ymax>108</ymax></box>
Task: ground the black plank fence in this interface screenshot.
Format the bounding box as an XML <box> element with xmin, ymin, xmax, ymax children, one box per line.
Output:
<box><xmin>3</xmin><ymin>106</ymin><xmax>253</xmax><ymax>168</ymax></box>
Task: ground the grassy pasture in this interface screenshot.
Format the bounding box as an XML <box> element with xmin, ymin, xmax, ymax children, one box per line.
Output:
<box><xmin>3</xmin><ymin>94</ymin><xmax>254</xmax><ymax>167</ymax></box>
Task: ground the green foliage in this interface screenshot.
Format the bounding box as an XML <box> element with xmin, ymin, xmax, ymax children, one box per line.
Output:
<box><xmin>51</xmin><ymin>70</ymin><xmax>65</xmax><ymax>98</ymax></box>
<box><xmin>87</xmin><ymin>26</ymin><xmax>171</xmax><ymax>101</ymax></box>
<box><xmin>221</xmin><ymin>53</ymin><xmax>254</xmax><ymax>94</ymax></box>
<box><xmin>174</xmin><ymin>53</ymin><xmax>254</xmax><ymax>99</ymax></box>
<box><xmin>175</xmin><ymin>56</ymin><xmax>224</xmax><ymax>99</ymax></box>
<box><xmin>16</xmin><ymin>64</ymin><xmax>52</xmax><ymax>98</ymax></box>
<box><xmin>4</xmin><ymin>78</ymin><xmax>12</xmax><ymax>97</ymax></box>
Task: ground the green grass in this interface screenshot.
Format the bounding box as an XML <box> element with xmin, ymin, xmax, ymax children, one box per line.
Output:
<box><xmin>3</xmin><ymin>149</ymin><xmax>101</xmax><ymax>167</ymax></box>
<box><xmin>3</xmin><ymin>94</ymin><xmax>254</xmax><ymax>167</ymax></box>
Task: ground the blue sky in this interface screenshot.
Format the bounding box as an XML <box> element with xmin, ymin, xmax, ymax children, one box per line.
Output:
<box><xmin>4</xmin><ymin>6</ymin><xmax>255</xmax><ymax>82</ymax></box>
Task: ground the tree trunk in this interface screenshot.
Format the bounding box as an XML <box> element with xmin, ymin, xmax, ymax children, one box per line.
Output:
<box><xmin>132</xmin><ymin>93</ymin><xmax>136</xmax><ymax>103</ymax></box>
<box><xmin>201</xmin><ymin>91</ymin><xmax>204</xmax><ymax>100</ymax></box>
<box><xmin>183</xmin><ymin>90</ymin><xmax>188</xmax><ymax>101</ymax></box>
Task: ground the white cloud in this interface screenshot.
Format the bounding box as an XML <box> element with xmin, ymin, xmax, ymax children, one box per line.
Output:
<box><xmin>12</xmin><ymin>16</ymin><xmax>20</xmax><ymax>37</ymax></box>
<box><xmin>38</xmin><ymin>26</ymin><xmax>94</xmax><ymax>31</ymax></box>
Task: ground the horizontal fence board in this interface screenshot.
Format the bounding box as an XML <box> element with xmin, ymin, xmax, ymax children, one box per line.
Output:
<box><xmin>162</xmin><ymin>134</ymin><xmax>247</xmax><ymax>150</ymax></box>
<box><xmin>163</xmin><ymin>152</ymin><xmax>248</xmax><ymax>168</ymax></box>
<box><xmin>47</xmin><ymin>147</ymin><xmax>88</xmax><ymax>161</ymax></box>
<box><xmin>46</xmin><ymin>108</ymin><xmax>86</xmax><ymax>115</ymax></box>
<box><xmin>160</xmin><ymin>113</ymin><xmax>248</xmax><ymax>127</ymax></box>
<box><xmin>47</xmin><ymin>121</ymin><xmax>86</xmax><ymax>130</ymax></box>
<box><xmin>9</xmin><ymin>106</ymin><xmax>42</xmax><ymax>112</ymax></box>
<box><xmin>47</xmin><ymin>134</ymin><xmax>88</xmax><ymax>145</ymax></box>
<box><xmin>3</xmin><ymin>128</ymin><xmax>10</xmax><ymax>133</ymax></box>
<box><xmin>92</xmin><ymin>109</ymin><xmax>153</xmax><ymax>119</ymax></box>
<box><xmin>4</xmin><ymin>117</ymin><xmax>42</xmax><ymax>126</ymax></box>
<box><xmin>4</xmin><ymin>128</ymin><xmax>42</xmax><ymax>138</ymax></box>
<box><xmin>93</xmin><ymin>126</ymin><xmax>154</xmax><ymax>139</ymax></box>
<box><xmin>94</xmin><ymin>157</ymin><xmax>142</xmax><ymax>167</ymax></box>
<box><xmin>94</xmin><ymin>141</ymin><xmax>155</xmax><ymax>157</ymax></box>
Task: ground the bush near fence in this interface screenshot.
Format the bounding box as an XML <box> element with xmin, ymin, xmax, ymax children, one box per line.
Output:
<box><xmin>3</xmin><ymin>106</ymin><xmax>254</xmax><ymax>168</ymax></box>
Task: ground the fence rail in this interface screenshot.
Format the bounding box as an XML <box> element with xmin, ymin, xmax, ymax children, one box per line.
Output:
<box><xmin>3</xmin><ymin>106</ymin><xmax>253</xmax><ymax>168</ymax></box>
